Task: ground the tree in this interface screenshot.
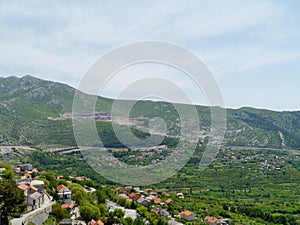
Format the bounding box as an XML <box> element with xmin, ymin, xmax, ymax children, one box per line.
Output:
<box><xmin>80</xmin><ymin>204</ymin><xmax>100</xmax><ymax>222</ymax></box>
<box><xmin>112</xmin><ymin>208</ymin><xmax>125</xmax><ymax>218</ymax></box>
<box><xmin>125</xmin><ymin>217</ymin><xmax>134</xmax><ymax>225</ymax></box>
<box><xmin>51</xmin><ymin>203</ymin><xmax>65</xmax><ymax>221</ymax></box>
<box><xmin>1</xmin><ymin>169</ymin><xmax>14</xmax><ymax>179</ymax></box>
<box><xmin>154</xmin><ymin>217</ymin><xmax>168</xmax><ymax>225</ymax></box>
<box><xmin>98</xmin><ymin>204</ymin><xmax>107</xmax><ymax>217</ymax></box>
<box><xmin>0</xmin><ymin>180</ymin><xmax>26</xmax><ymax>225</ymax></box>
<box><xmin>44</xmin><ymin>172</ymin><xmax>56</xmax><ymax>181</ymax></box>
<box><xmin>133</xmin><ymin>217</ymin><xmax>145</xmax><ymax>225</ymax></box>
<box><xmin>96</xmin><ymin>190</ymin><xmax>106</xmax><ymax>204</ymax></box>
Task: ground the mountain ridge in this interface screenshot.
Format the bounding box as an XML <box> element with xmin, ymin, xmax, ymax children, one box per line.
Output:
<box><xmin>0</xmin><ymin>75</ymin><xmax>300</xmax><ymax>150</ymax></box>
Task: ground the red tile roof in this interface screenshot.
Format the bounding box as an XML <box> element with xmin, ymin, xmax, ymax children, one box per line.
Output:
<box><xmin>61</xmin><ymin>203</ymin><xmax>75</xmax><ymax>209</ymax></box>
<box><xmin>18</xmin><ymin>183</ymin><xmax>28</xmax><ymax>191</ymax></box>
<box><xmin>180</xmin><ymin>210</ymin><xmax>194</xmax><ymax>216</ymax></box>
<box><xmin>204</xmin><ymin>216</ymin><xmax>219</xmax><ymax>223</ymax></box>
<box><xmin>57</xmin><ymin>184</ymin><xmax>69</xmax><ymax>192</ymax></box>
<box><xmin>154</xmin><ymin>198</ymin><xmax>162</xmax><ymax>204</ymax></box>
<box><xmin>119</xmin><ymin>194</ymin><xmax>129</xmax><ymax>199</ymax></box>
<box><xmin>165</xmin><ymin>198</ymin><xmax>173</xmax><ymax>204</ymax></box>
<box><xmin>128</xmin><ymin>192</ymin><xmax>136</xmax><ymax>197</ymax></box>
<box><xmin>88</xmin><ymin>220</ymin><xmax>104</xmax><ymax>225</ymax></box>
<box><xmin>28</xmin><ymin>184</ymin><xmax>37</xmax><ymax>191</ymax></box>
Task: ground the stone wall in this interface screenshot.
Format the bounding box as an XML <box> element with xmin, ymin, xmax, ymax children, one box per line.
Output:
<box><xmin>24</xmin><ymin>204</ymin><xmax>52</xmax><ymax>225</ymax></box>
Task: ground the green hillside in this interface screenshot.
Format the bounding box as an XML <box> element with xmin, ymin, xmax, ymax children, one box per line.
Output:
<box><xmin>0</xmin><ymin>75</ymin><xmax>300</xmax><ymax>150</ymax></box>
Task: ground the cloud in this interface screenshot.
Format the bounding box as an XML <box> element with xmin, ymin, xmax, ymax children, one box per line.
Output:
<box><xmin>0</xmin><ymin>0</ymin><xmax>299</xmax><ymax>110</ymax></box>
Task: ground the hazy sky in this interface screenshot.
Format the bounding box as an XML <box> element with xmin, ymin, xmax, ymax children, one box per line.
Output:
<box><xmin>0</xmin><ymin>0</ymin><xmax>299</xmax><ymax>111</ymax></box>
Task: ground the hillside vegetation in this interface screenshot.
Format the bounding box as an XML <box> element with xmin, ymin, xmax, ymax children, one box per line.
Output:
<box><xmin>0</xmin><ymin>75</ymin><xmax>300</xmax><ymax>150</ymax></box>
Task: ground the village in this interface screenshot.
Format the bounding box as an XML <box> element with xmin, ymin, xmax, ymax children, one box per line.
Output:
<box><xmin>0</xmin><ymin>163</ymin><xmax>229</xmax><ymax>225</ymax></box>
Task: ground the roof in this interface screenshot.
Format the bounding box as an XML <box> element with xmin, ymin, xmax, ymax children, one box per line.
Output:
<box><xmin>165</xmin><ymin>198</ymin><xmax>173</xmax><ymax>204</ymax></box>
<box><xmin>119</xmin><ymin>194</ymin><xmax>129</xmax><ymax>199</ymax></box>
<box><xmin>18</xmin><ymin>183</ymin><xmax>28</xmax><ymax>191</ymax></box>
<box><xmin>168</xmin><ymin>219</ymin><xmax>184</xmax><ymax>225</ymax></box>
<box><xmin>88</xmin><ymin>220</ymin><xmax>104</xmax><ymax>225</ymax></box>
<box><xmin>31</xmin><ymin>180</ymin><xmax>44</xmax><ymax>186</ymax></box>
<box><xmin>180</xmin><ymin>210</ymin><xmax>194</xmax><ymax>216</ymax></box>
<box><xmin>59</xmin><ymin>219</ymin><xmax>73</xmax><ymax>225</ymax></box>
<box><xmin>128</xmin><ymin>192</ymin><xmax>137</xmax><ymax>198</ymax></box>
<box><xmin>204</xmin><ymin>216</ymin><xmax>219</xmax><ymax>223</ymax></box>
<box><xmin>28</xmin><ymin>184</ymin><xmax>38</xmax><ymax>191</ymax></box>
<box><xmin>162</xmin><ymin>191</ymin><xmax>170</xmax><ymax>196</ymax></box>
<box><xmin>29</xmin><ymin>192</ymin><xmax>42</xmax><ymax>200</ymax></box>
<box><xmin>115</xmin><ymin>186</ymin><xmax>122</xmax><ymax>191</ymax></box>
<box><xmin>57</xmin><ymin>184</ymin><xmax>70</xmax><ymax>192</ymax></box>
<box><xmin>61</xmin><ymin>203</ymin><xmax>75</xmax><ymax>209</ymax></box>
<box><xmin>137</xmin><ymin>197</ymin><xmax>149</xmax><ymax>204</ymax></box>
<box><xmin>154</xmin><ymin>198</ymin><xmax>162</xmax><ymax>204</ymax></box>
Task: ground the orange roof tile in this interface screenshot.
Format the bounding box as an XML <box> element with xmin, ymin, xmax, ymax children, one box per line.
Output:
<box><xmin>57</xmin><ymin>184</ymin><xmax>69</xmax><ymax>192</ymax></box>
<box><xmin>128</xmin><ymin>192</ymin><xmax>137</xmax><ymax>198</ymax></box>
<box><xmin>165</xmin><ymin>198</ymin><xmax>173</xmax><ymax>204</ymax></box>
<box><xmin>154</xmin><ymin>198</ymin><xmax>162</xmax><ymax>204</ymax></box>
<box><xmin>181</xmin><ymin>210</ymin><xmax>194</xmax><ymax>216</ymax></box>
<box><xmin>204</xmin><ymin>216</ymin><xmax>219</xmax><ymax>223</ymax></box>
<box><xmin>28</xmin><ymin>184</ymin><xmax>37</xmax><ymax>191</ymax></box>
<box><xmin>61</xmin><ymin>203</ymin><xmax>75</xmax><ymax>209</ymax></box>
<box><xmin>18</xmin><ymin>183</ymin><xmax>28</xmax><ymax>191</ymax></box>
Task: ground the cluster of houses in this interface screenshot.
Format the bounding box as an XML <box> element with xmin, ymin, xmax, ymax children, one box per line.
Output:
<box><xmin>12</xmin><ymin>164</ymin><xmax>77</xmax><ymax>215</ymax></box>
<box><xmin>115</xmin><ymin>186</ymin><xmax>230</xmax><ymax>225</ymax></box>
<box><xmin>5</xmin><ymin>163</ymin><xmax>229</xmax><ymax>225</ymax></box>
<box><xmin>115</xmin><ymin>186</ymin><xmax>196</xmax><ymax>222</ymax></box>
<box><xmin>13</xmin><ymin>164</ymin><xmax>48</xmax><ymax>210</ymax></box>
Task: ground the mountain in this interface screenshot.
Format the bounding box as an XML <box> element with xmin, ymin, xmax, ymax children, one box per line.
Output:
<box><xmin>0</xmin><ymin>75</ymin><xmax>300</xmax><ymax>150</ymax></box>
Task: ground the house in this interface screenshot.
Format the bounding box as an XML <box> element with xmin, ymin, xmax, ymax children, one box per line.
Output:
<box><xmin>115</xmin><ymin>186</ymin><xmax>124</xmax><ymax>194</ymax></box>
<box><xmin>119</xmin><ymin>194</ymin><xmax>130</xmax><ymax>199</ymax></box>
<box><xmin>61</xmin><ymin>203</ymin><xmax>75</xmax><ymax>214</ymax></box>
<box><xmin>88</xmin><ymin>220</ymin><xmax>104</xmax><ymax>225</ymax></box>
<box><xmin>165</xmin><ymin>199</ymin><xmax>174</xmax><ymax>204</ymax></box>
<box><xmin>31</xmin><ymin>180</ymin><xmax>44</xmax><ymax>192</ymax></box>
<box><xmin>180</xmin><ymin>210</ymin><xmax>196</xmax><ymax>221</ymax></box>
<box><xmin>124</xmin><ymin>186</ymin><xmax>133</xmax><ymax>191</ymax></box>
<box><xmin>137</xmin><ymin>197</ymin><xmax>150</xmax><ymax>206</ymax></box>
<box><xmin>18</xmin><ymin>184</ymin><xmax>41</xmax><ymax>207</ymax></box>
<box><xmin>149</xmin><ymin>191</ymin><xmax>157</xmax><ymax>197</ymax></box>
<box><xmin>204</xmin><ymin>216</ymin><xmax>222</xmax><ymax>225</ymax></box>
<box><xmin>176</xmin><ymin>193</ymin><xmax>184</xmax><ymax>199</ymax></box>
<box><xmin>168</xmin><ymin>219</ymin><xmax>183</xmax><ymax>225</ymax></box>
<box><xmin>134</xmin><ymin>187</ymin><xmax>141</xmax><ymax>192</ymax></box>
<box><xmin>153</xmin><ymin>198</ymin><xmax>162</xmax><ymax>205</ymax></box>
<box><xmin>145</xmin><ymin>188</ymin><xmax>153</xmax><ymax>194</ymax></box>
<box><xmin>24</xmin><ymin>173</ymin><xmax>32</xmax><ymax>179</ymax></box>
<box><xmin>162</xmin><ymin>191</ymin><xmax>170</xmax><ymax>197</ymax></box>
<box><xmin>129</xmin><ymin>192</ymin><xmax>141</xmax><ymax>200</ymax></box>
<box><xmin>158</xmin><ymin>208</ymin><xmax>170</xmax><ymax>217</ymax></box>
<box><xmin>57</xmin><ymin>184</ymin><xmax>72</xmax><ymax>203</ymax></box>
<box><xmin>17</xmin><ymin>164</ymin><xmax>33</xmax><ymax>172</ymax></box>
<box><xmin>39</xmin><ymin>171</ymin><xmax>46</xmax><ymax>175</ymax></box>
<box><xmin>57</xmin><ymin>175</ymin><xmax>64</xmax><ymax>180</ymax></box>
<box><xmin>18</xmin><ymin>183</ymin><xmax>29</xmax><ymax>192</ymax></box>
<box><xmin>28</xmin><ymin>192</ymin><xmax>42</xmax><ymax>209</ymax></box>
<box><xmin>76</xmin><ymin>176</ymin><xmax>89</xmax><ymax>181</ymax></box>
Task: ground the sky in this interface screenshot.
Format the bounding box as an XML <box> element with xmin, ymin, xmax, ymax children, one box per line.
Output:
<box><xmin>0</xmin><ymin>0</ymin><xmax>300</xmax><ymax>111</ymax></box>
